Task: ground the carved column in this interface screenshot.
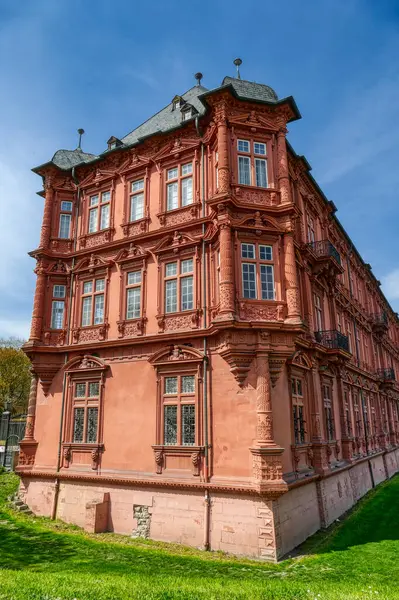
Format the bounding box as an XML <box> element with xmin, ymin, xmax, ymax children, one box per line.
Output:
<box><xmin>19</xmin><ymin>371</ymin><xmax>39</xmax><ymax>468</ymax></box>
<box><xmin>39</xmin><ymin>182</ymin><xmax>54</xmax><ymax>249</ymax></box>
<box><xmin>388</xmin><ymin>398</ymin><xmax>396</xmax><ymax>446</ymax></box>
<box><xmin>303</xmin><ymin>266</ymin><xmax>315</xmax><ymax>332</ymax></box>
<box><xmin>277</xmin><ymin>128</ymin><xmax>291</xmax><ymax>205</ymax></box>
<box><xmin>215</xmin><ymin>103</ymin><xmax>230</xmax><ymax>195</ymax></box>
<box><xmin>336</xmin><ymin>369</ymin><xmax>353</xmax><ymax>461</ymax></box>
<box><xmin>283</xmin><ymin>232</ymin><xmax>302</xmax><ymax>325</ymax></box>
<box><xmin>217</xmin><ymin>222</ymin><xmax>235</xmax><ymax>320</ymax></box>
<box><xmin>29</xmin><ymin>263</ymin><xmax>46</xmax><ymax>341</ymax></box>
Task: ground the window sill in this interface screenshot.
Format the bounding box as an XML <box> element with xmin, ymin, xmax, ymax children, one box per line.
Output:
<box><xmin>157</xmin><ymin>202</ymin><xmax>201</xmax><ymax>227</ymax></box>
<box><xmin>72</xmin><ymin>323</ymin><xmax>109</xmax><ymax>344</ymax></box>
<box><xmin>117</xmin><ymin>318</ymin><xmax>147</xmax><ymax>338</ymax></box>
<box><xmin>62</xmin><ymin>442</ymin><xmax>104</xmax><ymax>470</ymax></box>
<box><xmin>79</xmin><ymin>228</ymin><xmax>114</xmax><ymax>249</ymax></box>
<box><xmin>233</xmin><ymin>185</ymin><xmax>280</xmax><ymax>207</ymax></box>
<box><xmin>152</xmin><ymin>445</ymin><xmax>204</xmax><ymax>475</ymax></box>
<box><xmin>157</xmin><ymin>309</ymin><xmax>201</xmax><ymax>333</ymax></box>
<box><xmin>121</xmin><ymin>217</ymin><xmax>149</xmax><ymax>237</ymax></box>
<box><xmin>238</xmin><ymin>300</ymin><xmax>286</xmax><ymax>322</ymax></box>
<box><xmin>43</xmin><ymin>329</ymin><xmax>67</xmax><ymax>346</ymax></box>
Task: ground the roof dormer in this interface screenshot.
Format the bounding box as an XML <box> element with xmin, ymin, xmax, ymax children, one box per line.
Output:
<box><xmin>107</xmin><ymin>136</ymin><xmax>123</xmax><ymax>151</ymax></box>
<box><xmin>172</xmin><ymin>95</ymin><xmax>185</xmax><ymax>111</ymax></box>
<box><xmin>180</xmin><ymin>103</ymin><xmax>197</xmax><ymax>122</ymax></box>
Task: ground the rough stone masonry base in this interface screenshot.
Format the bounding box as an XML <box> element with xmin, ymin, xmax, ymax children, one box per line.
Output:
<box><xmin>20</xmin><ymin>449</ymin><xmax>399</xmax><ymax>561</ymax></box>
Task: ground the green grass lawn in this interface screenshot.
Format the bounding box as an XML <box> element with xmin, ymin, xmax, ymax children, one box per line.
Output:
<box><xmin>0</xmin><ymin>473</ymin><xmax>398</xmax><ymax>599</ymax></box>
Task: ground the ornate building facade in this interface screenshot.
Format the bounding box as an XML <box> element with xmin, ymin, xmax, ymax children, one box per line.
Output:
<box><xmin>18</xmin><ymin>73</ymin><xmax>399</xmax><ymax>560</ymax></box>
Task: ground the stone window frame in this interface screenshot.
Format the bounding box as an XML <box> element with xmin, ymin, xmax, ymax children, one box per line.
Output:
<box><xmin>79</xmin><ymin>179</ymin><xmax>116</xmax><ymax>247</ymax></box>
<box><xmin>62</xmin><ymin>355</ymin><xmax>108</xmax><ymax>471</ymax></box>
<box><xmin>87</xmin><ymin>190</ymin><xmax>111</xmax><ymax>234</ymax></box>
<box><xmin>165</xmin><ymin>162</ymin><xmax>194</xmax><ymax>211</ymax></box>
<box><xmin>291</xmin><ymin>375</ymin><xmax>307</xmax><ymax>445</ymax></box>
<box><xmin>115</xmin><ymin>246</ymin><xmax>148</xmax><ymax>338</ymax></box>
<box><xmin>236</xmin><ymin>238</ymin><xmax>279</xmax><ymax>303</ymax></box>
<box><xmin>80</xmin><ymin>276</ymin><xmax>107</xmax><ymax>328</ymax></box>
<box><xmin>233</xmin><ymin>135</ymin><xmax>273</xmax><ymax>189</ymax></box>
<box><xmin>120</xmin><ymin>164</ymin><xmax>151</xmax><ymax>236</ymax></box>
<box><xmin>51</xmin><ymin>192</ymin><xmax>76</xmax><ymax>247</ymax></box>
<box><xmin>322</xmin><ymin>378</ymin><xmax>335</xmax><ymax>441</ymax></box>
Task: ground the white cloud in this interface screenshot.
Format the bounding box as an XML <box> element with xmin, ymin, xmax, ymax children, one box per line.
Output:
<box><xmin>382</xmin><ymin>269</ymin><xmax>399</xmax><ymax>301</ymax></box>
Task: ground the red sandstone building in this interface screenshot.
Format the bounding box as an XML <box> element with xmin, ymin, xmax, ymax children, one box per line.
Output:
<box><xmin>18</xmin><ymin>69</ymin><xmax>399</xmax><ymax>560</ymax></box>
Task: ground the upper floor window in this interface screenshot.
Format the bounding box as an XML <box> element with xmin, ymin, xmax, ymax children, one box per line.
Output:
<box><xmin>81</xmin><ymin>278</ymin><xmax>105</xmax><ymax>327</ymax></box>
<box><xmin>59</xmin><ymin>201</ymin><xmax>73</xmax><ymax>239</ymax></box>
<box><xmin>51</xmin><ymin>284</ymin><xmax>66</xmax><ymax>329</ymax></box>
<box><xmin>323</xmin><ymin>382</ymin><xmax>334</xmax><ymax>441</ymax></box>
<box><xmin>163</xmin><ymin>374</ymin><xmax>196</xmax><ymax>446</ymax></box>
<box><xmin>166</xmin><ymin>163</ymin><xmax>193</xmax><ymax>211</ymax></box>
<box><xmin>214</xmin><ymin>151</ymin><xmax>219</xmax><ymax>190</ymax></box>
<box><xmin>164</xmin><ymin>258</ymin><xmax>194</xmax><ymax>313</ymax></box>
<box><xmin>88</xmin><ymin>191</ymin><xmax>110</xmax><ymax>233</ymax></box>
<box><xmin>307</xmin><ymin>215</ymin><xmax>316</xmax><ymax>243</ymax></box>
<box><xmin>292</xmin><ymin>377</ymin><xmax>306</xmax><ymax>444</ymax></box>
<box><xmin>72</xmin><ymin>380</ymin><xmax>100</xmax><ymax>443</ymax></box>
<box><xmin>182</xmin><ymin>109</ymin><xmax>192</xmax><ymax>121</ymax></box>
<box><xmin>130</xmin><ymin>179</ymin><xmax>145</xmax><ymax>222</ymax></box>
<box><xmin>241</xmin><ymin>242</ymin><xmax>275</xmax><ymax>300</ymax></box>
<box><xmin>237</xmin><ymin>139</ymin><xmax>267</xmax><ymax>188</ymax></box>
<box><xmin>314</xmin><ymin>293</ymin><xmax>323</xmax><ymax>331</ymax></box>
<box><xmin>126</xmin><ymin>271</ymin><xmax>141</xmax><ymax>320</ymax></box>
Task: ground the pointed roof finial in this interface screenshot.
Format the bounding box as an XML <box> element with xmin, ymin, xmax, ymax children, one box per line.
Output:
<box><xmin>77</xmin><ymin>128</ymin><xmax>85</xmax><ymax>150</ymax></box>
<box><xmin>194</xmin><ymin>72</ymin><xmax>203</xmax><ymax>86</ymax></box>
<box><xmin>233</xmin><ymin>58</ymin><xmax>242</xmax><ymax>80</ymax></box>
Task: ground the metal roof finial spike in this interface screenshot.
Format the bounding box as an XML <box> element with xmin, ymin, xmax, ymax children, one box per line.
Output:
<box><xmin>194</xmin><ymin>72</ymin><xmax>203</xmax><ymax>86</ymax></box>
<box><xmin>233</xmin><ymin>58</ymin><xmax>242</xmax><ymax>80</ymax></box>
<box><xmin>77</xmin><ymin>128</ymin><xmax>85</xmax><ymax>150</ymax></box>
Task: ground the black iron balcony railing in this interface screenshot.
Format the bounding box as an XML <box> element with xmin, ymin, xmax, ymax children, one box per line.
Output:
<box><xmin>371</xmin><ymin>312</ymin><xmax>388</xmax><ymax>326</ymax></box>
<box><xmin>377</xmin><ymin>367</ymin><xmax>396</xmax><ymax>381</ymax></box>
<box><xmin>315</xmin><ymin>329</ymin><xmax>350</xmax><ymax>352</ymax></box>
<box><xmin>307</xmin><ymin>240</ymin><xmax>341</xmax><ymax>265</ymax></box>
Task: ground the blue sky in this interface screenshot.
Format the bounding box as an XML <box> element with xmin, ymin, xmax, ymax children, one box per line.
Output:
<box><xmin>1</xmin><ymin>0</ymin><xmax>399</xmax><ymax>339</ymax></box>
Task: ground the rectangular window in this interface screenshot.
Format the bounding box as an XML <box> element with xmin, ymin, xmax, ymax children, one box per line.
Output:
<box><xmin>130</xmin><ymin>179</ymin><xmax>145</xmax><ymax>221</ymax></box>
<box><xmin>88</xmin><ymin>191</ymin><xmax>110</xmax><ymax>233</ymax></box>
<box><xmin>237</xmin><ymin>139</ymin><xmax>250</xmax><ymax>153</ymax></box>
<box><xmin>237</xmin><ymin>139</ymin><xmax>268</xmax><ymax>187</ymax></box>
<box><xmin>166</xmin><ymin>163</ymin><xmax>193</xmax><ymax>211</ymax></box>
<box><xmin>314</xmin><ymin>294</ymin><xmax>323</xmax><ymax>331</ymax></box>
<box><xmin>307</xmin><ymin>216</ymin><xmax>316</xmax><ymax>243</ymax></box>
<box><xmin>126</xmin><ymin>271</ymin><xmax>141</xmax><ymax>319</ymax></box>
<box><xmin>164</xmin><ymin>258</ymin><xmax>194</xmax><ymax>313</ymax></box>
<box><xmin>162</xmin><ymin>374</ymin><xmax>196</xmax><ymax>446</ymax></box>
<box><xmin>72</xmin><ymin>381</ymin><xmax>100</xmax><ymax>444</ymax></box>
<box><xmin>167</xmin><ymin>182</ymin><xmax>178</xmax><ymax>210</ymax></box>
<box><xmin>241</xmin><ymin>242</ymin><xmax>275</xmax><ymax>300</ymax></box>
<box><xmin>323</xmin><ymin>384</ymin><xmax>334</xmax><ymax>441</ymax></box>
<box><xmin>81</xmin><ymin>278</ymin><xmax>105</xmax><ymax>326</ymax></box>
<box><xmin>238</xmin><ymin>156</ymin><xmax>251</xmax><ymax>185</ymax></box>
<box><xmin>292</xmin><ymin>378</ymin><xmax>306</xmax><ymax>444</ymax></box>
<box><xmin>254</xmin><ymin>142</ymin><xmax>266</xmax><ymax>155</ymax></box>
<box><xmin>51</xmin><ymin>301</ymin><xmax>65</xmax><ymax>329</ymax></box>
<box><xmin>59</xmin><ymin>214</ymin><xmax>71</xmax><ymax>239</ymax></box>
<box><xmin>255</xmin><ymin>159</ymin><xmax>267</xmax><ymax>188</ymax></box>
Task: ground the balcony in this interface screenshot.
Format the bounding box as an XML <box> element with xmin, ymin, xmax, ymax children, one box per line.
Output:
<box><xmin>315</xmin><ymin>329</ymin><xmax>350</xmax><ymax>353</ymax></box>
<box><xmin>377</xmin><ymin>367</ymin><xmax>395</xmax><ymax>381</ymax></box>
<box><xmin>371</xmin><ymin>312</ymin><xmax>388</xmax><ymax>336</ymax></box>
<box><xmin>306</xmin><ymin>240</ymin><xmax>344</xmax><ymax>278</ymax></box>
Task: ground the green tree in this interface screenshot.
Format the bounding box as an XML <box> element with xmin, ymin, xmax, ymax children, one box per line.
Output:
<box><xmin>0</xmin><ymin>345</ymin><xmax>31</xmax><ymax>414</ymax></box>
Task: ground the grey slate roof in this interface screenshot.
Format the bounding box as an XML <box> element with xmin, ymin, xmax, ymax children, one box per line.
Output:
<box><xmin>51</xmin><ymin>148</ymin><xmax>99</xmax><ymax>170</ymax></box>
<box><xmin>220</xmin><ymin>76</ymin><xmax>278</xmax><ymax>103</ymax></box>
<box><xmin>121</xmin><ymin>84</ymin><xmax>209</xmax><ymax>147</ymax></box>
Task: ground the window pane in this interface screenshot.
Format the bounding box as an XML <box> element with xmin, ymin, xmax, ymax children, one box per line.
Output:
<box><xmin>255</xmin><ymin>158</ymin><xmax>267</xmax><ymax>188</ymax></box>
<box><xmin>75</xmin><ymin>383</ymin><xmax>86</xmax><ymax>397</ymax></box>
<box><xmin>61</xmin><ymin>201</ymin><xmax>73</xmax><ymax>212</ymax></box>
<box><xmin>165</xmin><ymin>262</ymin><xmax>177</xmax><ymax>277</ymax></box>
<box><xmin>101</xmin><ymin>191</ymin><xmax>110</xmax><ymax>203</ymax></box>
<box><xmin>95</xmin><ymin>279</ymin><xmax>105</xmax><ymax>292</ymax></box>
<box><xmin>89</xmin><ymin>382</ymin><xmax>100</xmax><ymax>397</ymax></box>
<box><xmin>241</xmin><ymin>243</ymin><xmax>255</xmax><ymax>259</ymax></box>
<box><xmin>182</xmin><ymin>405</ymin><xmax>195</xmax><ymax>446</ymax></box>
<box><xmin>88</xmin><ymin>207</ymin><xmax>98</xmax><ymax>233</ymax></box>
<box><xmin>254</xmin><ymin>142</ymin><xmax>266</xmax><ymax>155</ymax></box>
<box><xmin>51</xmin><ymin>301</ymin><xmax>64</xmax><ymax>329</ymax></box>
<box><xmin>237</xmin><ymin>139</ymin><xmax>250</xmax><ymax>153</ymax></box>
<box><xmin>130</xmin><ymin>193</ymin><xmax>144</xmax><ymax>221</ymax></box>
<box><xmin>260</xmin><ymin>265</ymin><xmax>275</xmax><ymax>300</ymax></box>
<box><xmin>86</xmin><ymin>408</ymin><xmax>98</xmax><ymax>443</ymax></box>
<box><xmin>182</xmin><ymin>375</ymin><xmax>195</xmax><ymax>393</ymax></box>
<box><xmin>181</xmin><ymin>258</ymin><xmax>193</xmax><ymax>274</ymax></box>
<box><xmin>259</xmin><ymin>245</ymin><xmax>272</xmax><ymax>261</ymax></box>
<box><xmin>100</xmin><ymin>204</ymin><xmax>110</xmax><ymax>229</ymax></box>
<box><xmin>181</xmin><ymin>276</ymin><xmax>193</xmax><ymax>311</ymax></box>
<box><xmin>126</xmin><ymin>287</ymin><xmax>141</xmax><ymax>319</ymax></box>
<box><xmin>53</xmin><ymin>285</ymin><xmax>66</xmax><ymax>298</ymax></box>
<box><xmin>165</xmin><ymin>377</ymin><xmax>178</xmax><ymax>394</ymax></box>
<box><xmin>297</xmin><ymin>380</ymin><xmax>303</xmax><ymax>396</ymax></box>
<box><xmin>83</xmin><ymin>281</ymin><xmax>93</xmax><ymax>294</ymax></box>
<box><xmin>165</xmin><ymin>280</ymin><xmax>177</xmax><ymax>313</ymax></box>
<box><xmin>182</xmin><ymin>163</ymin><xmax>192</xmax><ymax>175</ymax></box>
<box><xmin>81</xmin><ymin>296</ymin><xmax>92</xmax><ymax>326</ymax></box>
<box><xmin>59</xmin><ymin>214</ymin><xmax>71</xmax><ymax>239</ymax></box>
<box><xmin>181</xmin><ymin>177</ymin><xmax>193</xmax><ymax>206</ymax></box>
<box><xmin>242</xmin><ymin>263</ymin><xmax>257</xmax><ymax>299</ymax></box>
<box><xmin>94</xmin><ymin>294</ymin><xmax>104</xmax><ymax>324</ymax></box>
<box><xmin>167</xmin><ymin>167</ymin><xmax>178</xmax><ymax>180</ymax></box>
<box><xmin>164</xmin><ymin>405</ymin><xmax>177</xmax><ymax>445</ymax></box>
<box><xmin>167</xmin><ymin>182</ymin><xmax>178</xmax><ymax>210</ymax></box>
<box><xmin>90</xmin><ymin>195</ymin><xmax>99</xmax><ymax>206</ymax></box>
<box><xmin>127</xmin><ymin>271</ymin><xmax>141</xmax><ymax>285</ymax></box>
<box><xmin>238</xmin><ymin>156</ymin><xmax>251</xmax><ymax>185</ymax></box>
<box><xmin>132</xmin><ymin>179</ymin><xmax>144</xmax><ymax>192</ymax></box>
<box><xmin>73</xmin><ymin>408</ymin><xmax>84</xmax><ymax>442</ymax></box>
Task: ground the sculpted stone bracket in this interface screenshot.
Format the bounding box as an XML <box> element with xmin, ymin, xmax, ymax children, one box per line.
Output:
<box><xmin>34</xmin><ymin>364</ymin><xmax>62</xmax><ymax>397</ymax></box>
<box><xmin>219</xmin><ymin>345</ymin><xmax>256</xmax><ymax>387</ymax></box>
<box><xmin>152</xmin><ymin>445</ymin><xmax>204</xmax><ymax>476</ymax></box>
<box><xmin>63</xmin><ymin>443</ymin><xmax>104</xmax><ymax>471</ymax></box>
<box><xmin>17</xmin><ymin>441</ymin><xmax>38</xmax><ymax>470</ymax></box>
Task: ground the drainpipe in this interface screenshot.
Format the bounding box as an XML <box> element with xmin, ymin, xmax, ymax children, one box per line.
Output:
<box><xmin>52</xmin><ymin>166</ymin><xmax>81</xmax><ymax>519</ymax></box>
<box><xmin>196</xmin><ymin>116</ymin><xmax>211</xmax><ymax>549</ymax></box>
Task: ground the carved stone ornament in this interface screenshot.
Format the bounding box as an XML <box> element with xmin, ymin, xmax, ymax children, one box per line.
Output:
<box><xmin>154</xmin><ymin>450</ymin><xmax>164</xmax><ymax>474</ymax></box>
<box><xmin>268</xmin><ymin>356</ymin><xmax>287</xmax><ymax>388</ymax></box>
<box><xmin>219</xmin><ymin>346</ymin><xmax>255</xmax><ymax>387</ymax></box>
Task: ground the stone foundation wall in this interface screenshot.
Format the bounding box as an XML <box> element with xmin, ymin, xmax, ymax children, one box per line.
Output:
<box><xmin>20</xmin><ymin>452</ymin><xmax>399</xmax><ymax>561</ymax></box>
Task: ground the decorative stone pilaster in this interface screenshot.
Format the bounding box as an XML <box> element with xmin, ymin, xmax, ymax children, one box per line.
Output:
<box><xmin>336</xmin><ymin>369</ymin><xmax>353</xmax><ymax>462</ymax></box>
<box><xmin>39</xmin><ymin>181</ymin><xmax>54</xmax><ymax>249</ymax></box>
<box><xmin>277</xmin><ymin>128</ymin><xmax>291</xmax><ymax>205</ymax></box>
<box><xmin>283</xmin><ymin>232</ymin><xmax>301</xmax><ymax>325</ymax></box>
<box><xmin>216</xmin><ymin>221</ymin><xmax>235</xmax><ymax>320</ymax></box>
<box><xmin>215</xmin><ymin>102</ymin><xmax>230</xmax><ymax>195</ymax></box>
<box><xmin>29</xmin><ymin>262</ymin><xmax>46</xmax><ymax>342</ymax></box>
<box><xmin>18</xmin><ymin>371</ymin><xmax>39</xmax><ymax>469</ymax></box>
<box><xmin>250</xmin><ymin>352</ymin><xmax>286</xmax><ymax>494</ymax></box>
